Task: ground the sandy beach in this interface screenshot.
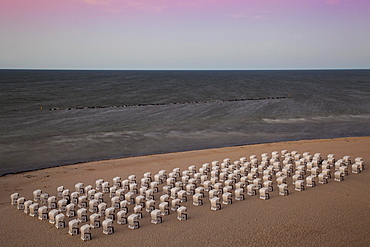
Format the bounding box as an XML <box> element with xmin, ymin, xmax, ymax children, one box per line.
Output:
<box><xmin>1</xmin><ymin>137</ymin><xmax>369</xmax><ymax>246</ymax></box>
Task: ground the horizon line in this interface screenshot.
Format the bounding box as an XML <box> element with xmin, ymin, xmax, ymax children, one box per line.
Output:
<box><xmin>1</xmin><ymin>67</ymin><xmax>369</xmax><ymax>71</ymax></box>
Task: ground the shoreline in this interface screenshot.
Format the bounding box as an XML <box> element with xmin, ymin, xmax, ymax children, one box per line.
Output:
<box><xmin>1</xmin><ymin>136</ymin><xmax>369</xmax><ymax>246</ymax></box>
<box><xmin>2</xmin><ymin>136</ymin><xmax>368</xmax><ymax>177</ymax></box>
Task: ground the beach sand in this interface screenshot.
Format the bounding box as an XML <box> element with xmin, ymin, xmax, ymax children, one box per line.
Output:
<box><xmin>1</xmin><ymin>137</ymin><xmax>369</xmax><ymax>246</ymax></box>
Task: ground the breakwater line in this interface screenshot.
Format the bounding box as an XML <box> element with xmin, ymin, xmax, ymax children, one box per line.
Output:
<box><xmin>47</xmin><ymin>96</ymin><xmax>290</xmax><ymax>111</ymax></box>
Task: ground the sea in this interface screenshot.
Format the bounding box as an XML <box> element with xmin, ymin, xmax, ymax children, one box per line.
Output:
<box><xmin>1</xmin><ymin>70</ymin><xmax>369</xmax><ymax>176</ymax></box>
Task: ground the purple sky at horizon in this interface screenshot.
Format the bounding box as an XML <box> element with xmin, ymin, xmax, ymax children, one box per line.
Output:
<box><xmin>1</xmin><ymin>0</ymin><xmax>369</xmax><ymax>69</ymax></box>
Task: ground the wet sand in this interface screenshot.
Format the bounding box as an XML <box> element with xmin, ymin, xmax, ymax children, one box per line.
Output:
<box><xmin>1</xmin><ymin>137</ymin><xmax>369</xmax><ymax>246</ymax></box>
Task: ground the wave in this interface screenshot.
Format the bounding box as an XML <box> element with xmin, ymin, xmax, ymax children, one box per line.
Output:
<box><xmin>262</xmin><ymin>114</ymin><xmax>370</xmax><ymax>124</ymax></box>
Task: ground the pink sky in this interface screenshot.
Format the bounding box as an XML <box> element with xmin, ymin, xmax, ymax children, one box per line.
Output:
<box><xmin>1</xmin><ymin>0</ymin><xmax>369</xmax><ymax>69</ymax></box>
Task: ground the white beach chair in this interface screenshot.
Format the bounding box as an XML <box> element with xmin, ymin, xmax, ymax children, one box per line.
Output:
<box><xmin>68</xmin><ymin>219</ymin><xmax>80</xmax><ymax>236</ymax></box>
<box><xmin>247</xmin><ymin>184</ymin><xmax>257</xmax><ymax>196</ymax></box>
<box><xmin>29</xmin><ymin>203</ymin><xmax>39</xmax><ymax>217</ymax></box>
<box><xmin>48</xmin><ymin>209</ymin><xmax>59</xmax><ymax>224</ymax></box>
<box><xmin>150</xmin><ymin>181</ymin><xmax>159</xmax><ymax>193</ymax></box>
<box><xmin>98</xmin><ymin>203</ymin><xmax>107</xmax><ymax>217</ymax></box>
<box><xmin>235</xmin><ymin>188</ymin><xmax>245</xmax><ymax>201</ymax></box>
<box><xmin>175</xmin><ymin>181</ymin><xmax>184</xmax><ymax>190</ymax></box>
<box><xmin>295</xmin><ymin>180</ymin><xmax>305</xmax><ymax>191</ymax></box>
<box><xmin>40</xmin><ymin>193</ymin><xmax>49</xmax><ymax>206</ymax></box>
<box><xmin>129</xmin><ymin>183</ymin><xmax>138</xmax><ymax>194</ymax></box>
<box><xmin>203</xmin><ymin>180</ymin><xmax>213</xmax><ymax>192</ymax></box>
<box><xmin>135</xmin><ymin>195</ymin><xmax>145</xmax><ymax>208</ymax></box>
<box><xmin>38</xmin><ymin>206</ymin><xmax>48</xmax><ymax>220</ymax></box>
<box><xmin>210</xmin><ymin>197</ymin><xmax>221</xmax><ymax>211</ymax></box>
<box><xmin>145</xmin><ymin>199</ymin><xmax>155</xmax><ymax>213</ymax></box>
<box><xmin>66</xmin><ymin>203</ymin><xmax>76</xmax><ymax>217</ymax></box>
<box><xmin>75</xmin><ymin>182</ymin><xmax>84</xmax><ymax>194</ymax></box>
<box><xmin>186</xmin><ymin>183</ymin><xmax>195</xmax><ymax>195</ymax></box>
<box><xmin>69</xmin><ymin>191</ymin><xmax>78</xmax><ymax>204</ymax></box>
<box><xmin>77</xmin><ymin>208</ymin><xmax>88</xmax><ymax>223</ymax></box>
<box><xmin>223</xmin><ymin>185</ymin><xmax>233</xmax><ymax>194</ymax></box>
<box><xmin>16</xmin><ymin>197</ymin><xmax>25</xmax><ymax>210</ymax></box>
<box><xmin>113</xmin><ymin>176</ymin><xmax>122</xmax><ymax>188</ymax></box>
<box><xmin>57</xmin><ymin>186</ymin><xmax>64</xmax><ymax>198</ymax></box>
<box><xmin>105</xmin><ymin>207</ymin><xmax>115</xmax><ymax>220</ymax></box>
<box><xmin>80</xmin><ymin>224</ymin><xmax>91</xmax><ymax>241</ymax></box>
<box><xmin>115</xmin><ymin>188</ymin><xmax>125</xmax><ymax>201</ymax></box>
<box><xmin>141</xmin><ymin>177</ymin><xmax>150</xmax><ymax>188</ymax></box>
<box><xmin>318</xmin><ymin>173</ymin><xmax>328</xmax><ymax>184</ymax></box>
<box><xmin>335</xmin><ymin>159</ymin><xmax>344</xmax><ymax>170</ymax></box>
<box><xmin>247</xmin><ymin>172</ymin><xmax>258</xmax><ymax>183</ymax></box>
<box><xmin>222</xmin><ymin>192</ymin><xmax>232</xmax><ymax>205</ymax></box>
<box><xmin>276</xmin><ymin>176</ymin><xmax>287</xmax><ymax>185</ymax></box>
<box><xmin>202</xmin><ymin>163</ymin><xmax>211</xmax><ymax>172</ymax></box>
<box><xmin>334</xmin><ymin>171</ymin><xmax>344</xmax><ymax>181</ymax></box>
<box><xmin>122</xmin><ymin>179</ymin><xmax>130</xmax><ymax>190</ymax></box>
<box><xmin>151</xmin><ymin>209</ymin><xmax>163</xmax><ymax>224</ymax></box>
<box><xmin>282</xmin><ymin>167</ymin><xmax>292</xmax><ymax>177</ymax></box>
<box><xmin>263</xmin><ymin>180</ymin><xmax>273</xmax><ymax>192</ymax></box>
<box><xmin>89</xmin><ymin>199</ymin><xmax>99</xmax><ymax>213</ymax></box>
<box><xmin>193</xmin><ymin>193</ymin><xmax>203</xmax><ymax>206</ymax></box>
<box><xmin>170</xmin><ymin>187</ymin><xmax>180</xmax><ymax>199</ymax></box>
<box><xmin>278</xmin><ymin>183</ymin><xmax>289</xmax><ymax>196</ymax></box>
<box><xmin>225</xmin><ymin>179</ymin><xmax>235</xmax><ymax>189</ymax></box>
<box><xmin>194</xmin><ymin>173</ymin><xmax>202</xmax><ymax>183</ymax></box>
<box><xmin>111</xmin><ymin>196</ymin><xmax>120</xmax><ymax>209</ymax></box>
<box><xmin>127</xmin><ymin>214</ymin><xmax>140</xmax><ymax>229</ymax></box>
<box><xmin>352</xmin><ymin>163</ymin><xmax>361</xmax><ymax>174</ymax></box>
<box><xmin>178</xmin><ymin>190</ymin><xmax>188</xmax><ymax>203</ymax></box>
<box><xmin>90</xmin><ymin>213</ymin><xmax>101</xmax><ymax>228</ymax></box>
<box><xmin>94</xmin><ymin>192</ymin><xmax>104</xmax><ymax>204</ymax></box>
<box><xmin>259</xmin><ymin>187</ymin><xmax>270</xmax><ymax>200</ymax></box>
<box><xmin>134</xmin><ymin>205</ymin><xmax>143</xmax><ymax>218</ymax></box>
<box><xmin>322</xmin><ymin>169</ymin><xmax>331</xmax><ymax>179</ymax></box>
<box><xmin>109</xmin><ymin>186</ymin><xmax>117</xmax><ymax>198</ymax></box>
<box><xmin>11</xmin><ymin>193</ymin><xmax>19</xmax><ymax>206</ymax></box>
<box><xmin>162</xmin><ymin>185</ymin><xmax>172</xmax><ymax>196</ymax></box>
<box><xmin>306</xmin><ymin>176</ymin><xmax>317</xmax><ymax>187</ymax></box>
<box><xmin>55</xmin><ymin>213</ymin><xmax>66</xmax><ymax>229</ymax></box>
<box><xmin>144</xmin><ymin>172</ymin><xmax>152</xmax><ymax>182</ymax></box>
<box><xmin>24</xmin><ymin>200</ymin><xmax>33</xmax><ymax>214</ymax></box>
<box><xmin>120</xmin><ymin>200</ymin><xmax>128</xmax><ymax>214</ymax></box>
<box><xmin>33</xmin><ymin>189</ymin><xmax>42</xmax><ymax>202</ymax></box>
<box><xmin>159</xmin><ymin>202</ymin><xmax>170</xmax><ymax>216</ymax></box>
<box><xmin>171</xmin><ymin>198</ymin><xmax>181</xmax><ymax>211</ymax></box>
<box><xmin>311</xmin><ymin>167</ymin><xmax>320</xmax><ymax>177</ymax></box>
<box><xmin>84</xmin><ymin>185</ymin><xmax>93</xmax><ymax>196</ymax></box>
<box><xmin>235</xmin><ymin>181</ymin><xmax>245</xmax><ymax>190</ymax></box>
<box><xmin>102</xmin><ymin>219</ymin><xmax>114</xmax><ymax>235</ymax></box>
<box><xmin>343</xmin><ymin>156</ymin><xmax>351</xmax><ymax>165</ymax></box>
<box><xmin>128</xmin><ymin>174</ymin><xmax>136</xmax><ymax>184</ymax></box>
<box><xmin>95</xmin><ymin>179</ymin><xmax>104</xmax><ymax>191</ymax></box>
<box><xmin>87</xmin><ymin>189</ymin><xmax>96</xmax><ymax>200</ymax></box>
<box><xmin>125</xmin><ymin>192</ymin><xmax>135</xmax><ymax>205</ymax></box>
<box><xmin>62</xmin><ymin>189</ymin><xmax>70</xmax><ymax>201</ymax></box>
<box><xmin>339</xmin><ymin>166</ymin><xmax>348</xmax><ymax>176</ymax></box>
<box><xmin>177</xmin><ymin>206</ymin><xmax>187</xmax><ymax>221</ymax></box>
<box><xmin>160</xmin><ymin>194</ymin><xmax>170</xmax><ymax>206</ymax></box>
<box><xmin>58</xmin><ymin>199</ymin><xmax>68</xmax><ymax>212</ymax></box>
<box><xmin>117</xmin><ymin>210</ymin><xmax>128</xmax><ymax>225</ymax></box>
<box><xmin>209</xmin><ymin>188</ymin><xmax>220</xmax><ymax>199</ymax></box>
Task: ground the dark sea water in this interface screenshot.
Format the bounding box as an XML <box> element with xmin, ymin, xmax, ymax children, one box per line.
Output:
<box><xmin>1</xmin><ymin>70</ymin><xmax>369</xmax><ymax>176</ymax></box>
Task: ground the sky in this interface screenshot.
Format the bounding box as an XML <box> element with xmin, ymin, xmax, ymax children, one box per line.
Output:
<box><xmin>0</xmin><ymin>0</ymin><xmax>369</xmax><ymax>70</ymax></box>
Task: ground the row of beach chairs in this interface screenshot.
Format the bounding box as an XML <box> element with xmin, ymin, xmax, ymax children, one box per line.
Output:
<box><xmin>10</xmin><ymin>150</ymin><xmax>364</xmax><ymax>241</ymax></box>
